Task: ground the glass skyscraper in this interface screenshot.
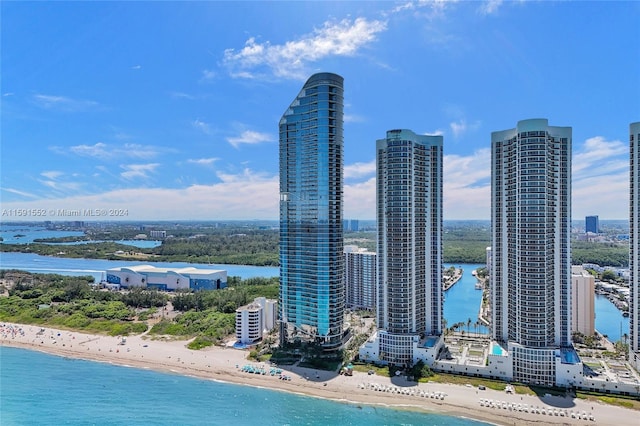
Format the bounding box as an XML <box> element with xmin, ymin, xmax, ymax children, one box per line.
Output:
<box><xmin>585</xmin><ymin>215</ymin><xmax>599</xmax><ymax>234</ymax></box>
<box><xmin>376</xmin><ymin>129</ymin><xmax>443</xmax><ymax>365</ymax></box>
<box><xmin>630</xmin><ymin>121</ymin><xmax>640</xmax><ymax>371</ymax></box>
<box><xmin>278</xmin><ymin>72</ymin><xmax>345</xmax><ymax>350</ymax></box>
<box><xmin>491</xmin><ymin>119</ymin><xmax>572</xmax><ymax>386</ymax></box>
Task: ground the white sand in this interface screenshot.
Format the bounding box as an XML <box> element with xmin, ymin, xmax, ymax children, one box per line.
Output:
<box><xmin>1</xmin><ymin>322</ymin><xmax>637</xmax><ymax>426</ymax></box>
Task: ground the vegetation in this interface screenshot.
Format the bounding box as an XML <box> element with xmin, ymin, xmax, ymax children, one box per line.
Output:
<box><xmin>571</xmin><ymin>241</ymin><xmax>629</xmax><ymax>267</ymax></box>
<box><xmin>0</xmin><ymin>271</ymin><xmax>148</xmax><ymax>336</ymax></box>
<box><xmin>147</xmin><ymin>277</ymin><xmax>278</xmax><ymax>346</ymax></box>
<box><xmin>0</xmin><ymin>241</ymin><xmax>155</xmax><ymax>260</ymax></box>
<box><xmin>576</xmin><ymin>392</ymin><xmax>640</xmax><ymax>410</ymax></box>
<box><xmin>150</xmin><ymin>230</ymin><xmax>278</xmax><ymax>266</ymax></box>
<box><xmin>0</xmin><ymin>271</ymin><xmax>279</xmax><ymax>347</ymax></box>
<box><xmin>408</xmin><ymin>360</ymin><xmax>434</xmax><ymax>381</ymax></box>
<box><xmin>572</xmin><ymin>332</ymin><xmax>605</xmax><ymax>349</ymax></box>
<box><xmin>444</xmin><ymin>227</ymin><xmax>491</xmax><ymax>263</ymax></box>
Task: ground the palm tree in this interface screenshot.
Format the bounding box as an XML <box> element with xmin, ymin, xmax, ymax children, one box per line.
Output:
<box><xmin>467</xmin><ymin>318</ymin><xmax>472</xmax><ymax>335</ymax></box>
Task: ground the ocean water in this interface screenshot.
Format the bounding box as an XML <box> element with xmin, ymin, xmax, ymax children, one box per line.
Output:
<box><xmin>0</xmin><ymin>347</ymin><xmax>486</xmax><ymax>426</ymax></box>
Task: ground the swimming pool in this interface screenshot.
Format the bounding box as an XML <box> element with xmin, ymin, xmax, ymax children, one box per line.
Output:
<box><xmin>491</xmin><ymin>344</ymin><xmax>506</xmax><ymax>356</ymax></box>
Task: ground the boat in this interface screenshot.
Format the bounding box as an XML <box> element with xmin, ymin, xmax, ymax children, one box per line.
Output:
<box><xmin>622</xmin><ymin>311</ymin><xmax>629</xmax><ymax>317</ymax></box>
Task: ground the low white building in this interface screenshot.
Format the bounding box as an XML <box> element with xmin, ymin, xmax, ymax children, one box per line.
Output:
<box><xmin>358</xmin><ymin>331</ymin><xmax>443</xmax><ymax>367</ymax></box>
<box><xmin>235</xmin><ymin>297</ymin><xmax>278</xmax><ymax>345</ymax></box>
<box><xmin>253</xmin><ymin>297</ymin><xmax>277</xmax><ymax>331</ymax></box>
<box><xmin>236</xmin><ymin>303</ymin><xmax>263</xmax><ymax>344</ymax></box>
<box><xmin>106</xmin><ymin>265</ymin><xmax>226</xmax><ymax>291</ymax></box>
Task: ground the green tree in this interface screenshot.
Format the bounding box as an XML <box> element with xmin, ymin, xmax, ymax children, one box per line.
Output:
<box><xmin>409</xmin><ymin>360</ymin><xmax>433</xmax><ymax>381</ymax></box>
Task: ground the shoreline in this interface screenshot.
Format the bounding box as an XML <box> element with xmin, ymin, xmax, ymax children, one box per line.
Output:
<box><xmin>2</xmin><ymin>323</ymin><xmax>637</xmax><ymax>426</ymax></box>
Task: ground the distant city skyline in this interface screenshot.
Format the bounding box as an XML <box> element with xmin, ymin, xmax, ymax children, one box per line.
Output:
<box><xmin>2</xmin><ymin>2</ymin><xmax>638</xmax><ymax>221</ymax></box>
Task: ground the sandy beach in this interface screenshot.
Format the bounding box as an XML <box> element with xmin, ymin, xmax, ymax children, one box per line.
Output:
<box><xmin>1</xmin><ymin>322</ymin><xmax>636</xmax><ymax>426</ymax></box>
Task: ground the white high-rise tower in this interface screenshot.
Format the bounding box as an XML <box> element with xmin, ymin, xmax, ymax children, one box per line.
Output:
<box><xmin>376</xmin><ymin>129</ymin><xmax>443</xmax><ymax>366</ymax></box>
<box><xmin>491</xmin><ymin>119</ymin><xmax>573</xmax><ymax>386</ymax></box>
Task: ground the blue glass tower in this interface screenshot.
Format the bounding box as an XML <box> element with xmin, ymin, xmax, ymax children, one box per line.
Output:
<box><xmin>585</xmin><ymin>215</ymin><xmax>599</xmax><ymax>234</ymax></box>
<box><xmin>279</xmin><ymin>73</ymin><xmax>344</xmax><ymax>350</ymax></box>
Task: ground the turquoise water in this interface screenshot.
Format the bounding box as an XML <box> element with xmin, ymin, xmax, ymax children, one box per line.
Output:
<box><xmin>0</xmin><ymin>347</ymin><xmax>486</xmax><ymax>426</ymax></box>
<box><xmin>422</xmin><ymin>336</ymin><xmax>438</xmax><ymax>348</ymax></box>
<box><xmin>491</xmin><ymin>344</ymin><xmax>505</xmax><ymax>356</ymax></box>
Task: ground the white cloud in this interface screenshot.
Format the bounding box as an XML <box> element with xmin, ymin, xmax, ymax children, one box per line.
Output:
<box><xmin>0</xmin><ymin>169</ymin><xmax>279</xmax><ymax>220</ymax></box>
<box><xmin>344</xmin><ymin>177</ymin><xmax>377</xmax><ymax>218</ymax></box>
<box><xmin>120</xmin><ymin>163</ymin><xmax>160</xmax><ymax>180</ymax></box>
<box><xmin>38</xmin><ymin>180</ymin><xmax>83</xmax><ymax>193</ymax></box>
<box><xmin>201</xmin><ymin>69</ymin><xmax>216</xmax><ymax>80</ymax></box>
<box><xmin>344</xmin><ymin>150</ymin><xmax>492</xmax><ymax>220</ymax></box>
<box><xmin>425</xmin><ymin>129</ymin><xmax>445</xmax><ymax>136</ymax></box>
<box><xmin>192</xmin><ymin>119</ymin><xmax>212</xmax><ymax>135</ymax></box>
<box><xmin>32</xmin><ymin>94</ymin><xmax>99</xmax><ymax>111</ymax></box>
<box><xmin>226</xmin><ymin>130</ymin><xmax>275</xmax><ymax>148</ymax></box>
<box><xmin>187</xmin><ymin>157</ymin><xmax>219</xmax><ymax>166</ymax></box>
<box><xmin>344</xmin><ymin>113</ymin><xmax>367</xmax><ymax>123</ymax></box>
<box><xmin>449</xmin><ymin>119</ymin><xmax>481</xmax><ymax>138</ymax></box>
<box><xmin>443</xmin><ymin>149</ymin><xmax>491</xmax><ymax>219</ymax></box>
<box><xmin>0</xmin><ymin>187</ymin><xmax>38</xmax><ymax>198</ymax></box>
<box><xmin>41</xmin><ymin>170</ymin><xmax>65</xmax><ymax>180</ymax></box>
<box><xmin>573</xmin><ymin>136</ymin><xmax>627</xmax><ymax>177</ymax></box>
<box><xmin>344</xmin><ymin>160</ymin><xmax>376</xmax><ymax>179</ymax></box>
<box><xmin>478</xmin><ymin>0</ymin><xmax>503</xmax><ymax>15</ymax></box>
<box><xmin>222</xmin><ymin>17</ymin><xmax>387</xmax><ymax>79</ymax></box>
<box><xmin>131</xmin><ymin>65</ymin><xmax>142</xmax><ymax>70</ymax></box>
<box><xmin>35</xmin><ymin>170</ymin><xmax>84</xmax><ymax>195</ymax></box>
<box><xmin>123</xmin><ymin>144</ymin><xmax>169</xmax><ymax>159</ymax></box>
<box><xmin>171</xmin><ymin>91</ymin><xmax>198</xmax><ymax>100</ymax></box>
<box><xmin>388</xmin><ymin>0</ymin><xmax>458</xmax><ymax>19</ymax></box>
<box><xmin>68</xmin><ymin>142</ymin><xmax>110</xmax><ymax>157</ymax></box>
<box><xmin>58</xmin><ymin>142</ymin><xmax>168</xmax><ymax>160</ymax></box>
<box><xmin>9</xmin><ymin>133</ymin><xmax>628</xmax><ymax>221</ymax></box>
<box><xmin>572</xmin><ymin>136</ymin><xmax>629</xmax><ymax>219</ymax></box>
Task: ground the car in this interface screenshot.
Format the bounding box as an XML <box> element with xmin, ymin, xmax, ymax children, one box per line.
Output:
<box><xmin>367</xmin><ymin>369</ymin><xmax>375</xmax><ymax>375</ymax></box>
<box><xmin>478</xmin><ymin>385</ymin><xmax>486</xmax><ymax>390</ymax></box>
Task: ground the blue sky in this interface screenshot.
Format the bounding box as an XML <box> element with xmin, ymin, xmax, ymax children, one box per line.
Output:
<box><xmin>2</xmin><ymin>1</ymin><xmax>639</xmax><ymax>221</ymax></box>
